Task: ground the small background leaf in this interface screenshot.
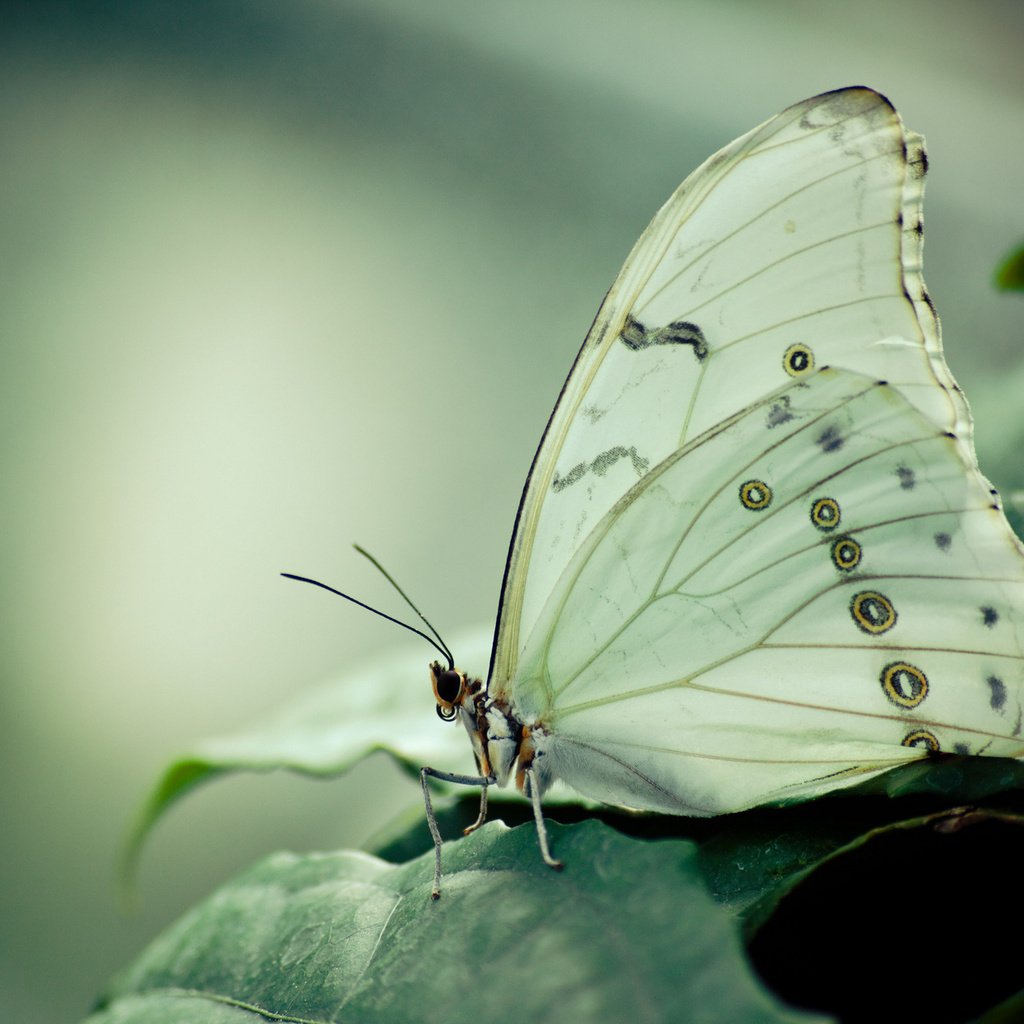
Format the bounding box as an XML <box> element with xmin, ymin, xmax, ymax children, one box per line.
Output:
<box><xmin>123</xmin><ymin>625</ymin><xmax>493</xmax><ymax>878</ymax></box>
<box><xmin>995</xmin><ymin>244</ymin><xmax>1024</xmax><ymax>290</ymax></box>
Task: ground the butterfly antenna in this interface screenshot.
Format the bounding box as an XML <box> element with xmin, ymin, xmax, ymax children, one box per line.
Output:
<box><xmin>351</xmin><ymin>544</ymin><xmax>456</xmax><ymax>667</ymax></box>
<box><xmin>281</xmin><ymin>571</ymin><xmax>454</xmax><ymax>669</ymax></box>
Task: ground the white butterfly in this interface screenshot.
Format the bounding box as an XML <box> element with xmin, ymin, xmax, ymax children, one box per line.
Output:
<box><xmin>419</xmin><ymin>87</ymin><xmax>1024</xmax><ymax>896</ymax></box>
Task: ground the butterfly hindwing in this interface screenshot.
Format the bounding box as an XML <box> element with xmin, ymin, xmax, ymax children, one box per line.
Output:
<box><xmin>508</xmin><ymin>369</ymin><xmax>1024</xmax><ymax>813</ymax></box>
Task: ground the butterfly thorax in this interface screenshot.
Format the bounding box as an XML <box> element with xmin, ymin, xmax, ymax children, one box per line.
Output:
<box><xmin>429</xmin><ymin>660</ymin><xmax>528</xmax><ymax>788</ymax></box>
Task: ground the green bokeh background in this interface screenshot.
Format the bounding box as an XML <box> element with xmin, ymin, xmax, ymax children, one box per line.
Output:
<box><xmin>2</xmin><ymin>2</ymin><xmax>1022</xmax><ymax>1020</ymax></box>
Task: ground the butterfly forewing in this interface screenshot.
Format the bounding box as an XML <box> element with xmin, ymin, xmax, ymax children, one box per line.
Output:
<box><xmin>490</xmin><ymin>89</ymin><xmax>973</xmax><ymax>695</ymax></box>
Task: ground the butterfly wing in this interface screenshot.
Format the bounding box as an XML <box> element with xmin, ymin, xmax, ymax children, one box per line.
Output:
<box><xmin>487</xmin><ymin>87</ymin><xmax>1024</xmax><ymax>810</ymax></box>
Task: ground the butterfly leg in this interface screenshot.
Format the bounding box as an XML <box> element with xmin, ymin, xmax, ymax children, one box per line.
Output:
<box><xmin>463</xmin><ymin>784</ymin><xmax>489</xmax><ymax>836</ymax></box>
<box><xmin>524</xmin><ymin>766</ymin><xmax>562</xmax><ymax>871</ymax></box>
<box><xmin>420</xmin><ymin>765</ymin><xmax>496</xmax><ymax>900</ymax></box>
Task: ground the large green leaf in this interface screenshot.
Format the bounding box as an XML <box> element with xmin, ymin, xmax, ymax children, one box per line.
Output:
<box><xmin>119</xmin><ymin>618</ymin><xmax>1024</xmax><ymax>1023</ymax></box>
<box><xmin>91</xmin><ymin>820</ymin><xmax>824</xmax><ymax>1024</ymax></box>
<box><xmin>382</xmin><ymin>796</ymin><xmax>1024</xmax><ymax>1020</ymax></box>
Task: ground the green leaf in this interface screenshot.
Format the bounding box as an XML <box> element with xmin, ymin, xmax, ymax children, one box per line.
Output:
<box><xmin>364</xmin><ymin>794</ymin><xmax>1024</xmax><ymax>1021</ymax></box>
<box><xmin>91</xmin><ymin>820</ymin><xmax>825</xmax><ymax>1024</ymax></box>
<box><xmin>107</xmin><ymin>750</ymin><xmax>1024</xmax><ymax>1023</ymax></box>
<box><xmin>120</xmin><ymin>618</ymin><xmax>1024</xmax><ymax>1021</ymax></box>
<box><xmin>995</xmin><ymin>244</ymin><xmax>1024</xmax><ymax>290</ymax></box>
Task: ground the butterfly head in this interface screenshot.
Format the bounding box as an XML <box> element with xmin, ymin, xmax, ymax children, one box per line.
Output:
<box><xmin>430</xmin><ymin>660</ymin><xmax>477</xmax><ymax>722</ymax></box>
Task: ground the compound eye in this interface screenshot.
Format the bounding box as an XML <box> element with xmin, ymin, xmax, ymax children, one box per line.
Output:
<box><xmin>435</xmin><ymin>669</ymin><xmax>463</xmax><ymax>704</ymax></box>
<box><xmin>430</xmin><ymin>662</ymin><xmax>466</xmax><ymax>715</ymax></box>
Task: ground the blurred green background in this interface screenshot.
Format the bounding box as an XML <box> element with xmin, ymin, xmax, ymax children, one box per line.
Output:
<box><xmin>2</xmin><ymin>1</ymin><xmax>1022</xmax><ymax>1020</ymax></box>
